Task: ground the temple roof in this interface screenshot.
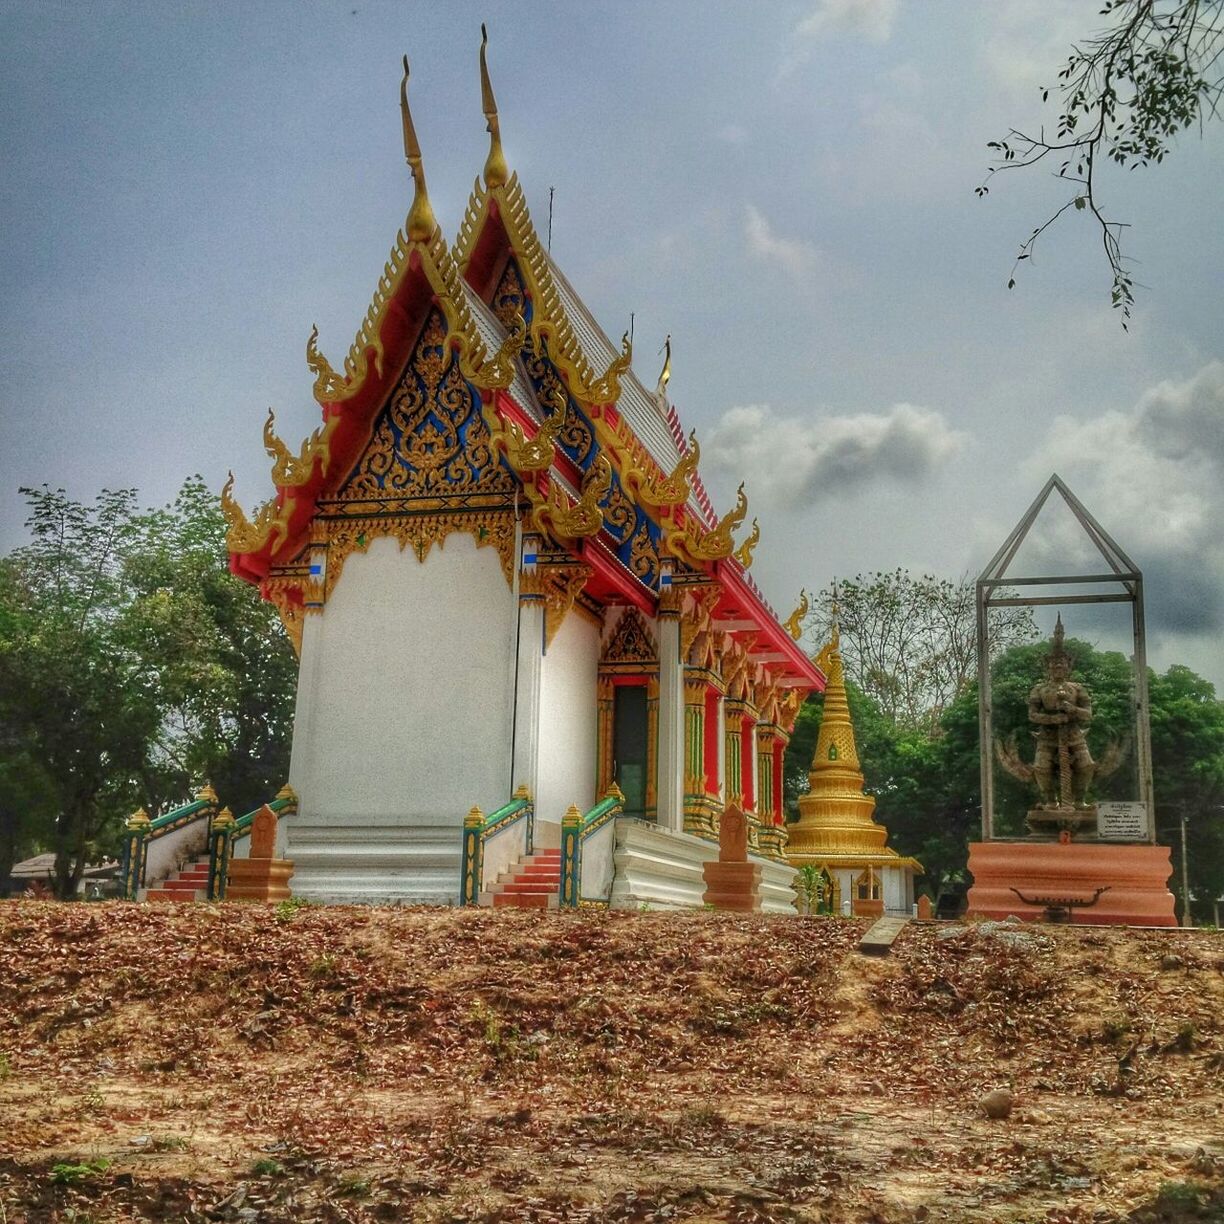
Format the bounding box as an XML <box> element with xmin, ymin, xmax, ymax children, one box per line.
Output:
<box><xmin>221</xmin><ymin>33</ymin><xmax>823</xmax><ymax>694</ymax></box>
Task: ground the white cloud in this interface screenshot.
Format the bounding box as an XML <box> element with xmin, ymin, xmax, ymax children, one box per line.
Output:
<box><xmin>744</xmin><ymin>205</ymin><xmax>820</xmax><ymax>280</ymax></box>
<box><xmin>797</xmin><ymin>0</ymin><xmax>898</xmax><ymax>43</ymax></box>
<box><xmin>1025</xmin><ymin>362</ymin><xmax>1224</xmax><ymax>639</ymax></box>
<box><xmin>705</xmin><ymin>401</ymin><xmax>965</xmax><ymax>505</ymax></box>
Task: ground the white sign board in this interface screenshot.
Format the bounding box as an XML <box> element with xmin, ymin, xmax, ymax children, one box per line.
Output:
<box><xmin>1097</xmin><ymin>801</ymin><xmax>1149</xmax><ymax>841</ymax></box>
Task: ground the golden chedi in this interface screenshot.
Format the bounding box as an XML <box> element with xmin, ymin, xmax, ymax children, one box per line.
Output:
<box><xmin>787</xmin><ymin>622</ymin><xmax>919</xmax><ymax>915</ymax></box>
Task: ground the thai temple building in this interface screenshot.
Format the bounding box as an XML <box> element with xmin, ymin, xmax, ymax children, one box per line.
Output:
<box><xmin>221</xmin><ymin>34</ymin><xmax>824</xmax><ymax>909</ymax></box>
<box><xmin>786</xmin><ymin>623</ymin><xmax>920</xmax><ymax>916</ymax></box>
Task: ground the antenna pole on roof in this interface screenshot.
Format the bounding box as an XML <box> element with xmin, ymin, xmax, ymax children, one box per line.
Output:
<box><xmin>547</xmin><ymin>186</ymin><xmax>555</xmax><ymax>251</ymax></box>
<box><xmin>629</xmin><ymin>312</ymin><xmax>635</xmax><ymax>346</ymax></box>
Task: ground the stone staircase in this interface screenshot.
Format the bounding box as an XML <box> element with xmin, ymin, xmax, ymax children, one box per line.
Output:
<box><xmin>146</xmin><ymin>858</ymin><xmax>210</xmax><ymax>902</ymax></box>
<box><xmin>485</xmin><ymin>848</ymin><xmax>562</xmax><ymax>909</ymax></box>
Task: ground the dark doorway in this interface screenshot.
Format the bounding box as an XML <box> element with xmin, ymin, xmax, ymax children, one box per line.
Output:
<box><xmin>613</xmin><ymin>684</ymin><xmax>649</xmax><ymax>820</ymax></box>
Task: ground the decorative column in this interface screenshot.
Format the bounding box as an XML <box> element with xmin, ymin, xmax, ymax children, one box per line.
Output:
<box><xmin>645</xmin><ymin>676</ymin><xmax>660</xmax><ymax>822</ymax></box>
<box><xmin>724</xmin><ymin>699</ymin><xmax>746</xmax><ymax>807</ymax></box>
<box><xmin>596</xmin><ymin>678</ymin><xmax>615</xmax><ymax>796</ymax></box>
<box><xmin>683</xmin><ymin>675</ymin><xmax>708</xmax><ymax>837</ymax></box>
<box><xmin>655</xmin><ymin>569</ymin><xmax>685</xmax><ymax>834</ymax></box>
<box><xmin>207</xmin><ymin>806</ymin><xmax>236</xmax><ymax>901</ymax></box>
<box><xmin>756</xmin><ymin>724</ymin><xmax>789</xmax><ymax>860</ymax></box>
<box><xmin>512</xmin><ymin>533</ymin><xmax>546</xmax><ymax>802</ymax></box>
<box><xmin>461</xmin><ymin>805</ymin><xmax>485</xmax><ymax>906</ymax></box>
<box><xmin>120</xmin><ymin>808</ymin><xmax>151</xmax><ymax>900</ymax></box>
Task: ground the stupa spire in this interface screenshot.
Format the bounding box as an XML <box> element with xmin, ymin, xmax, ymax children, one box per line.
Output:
<box><xmin>400</xmin><ymin>54</ymin><xmax>438</xmax><ymax>242</ymax></box>
<box><xmin>479</xmin><ymin>24</ymin><xmax>509</xmax><ymax>189</ymax></box>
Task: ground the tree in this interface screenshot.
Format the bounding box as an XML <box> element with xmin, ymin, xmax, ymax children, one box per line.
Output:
<box><xmin>978</xmin><ymin>0</ymin><xmax>1224</xmax><ymax>326</ymax></box>
<box><xmin>0</xmin><ymin>488</ymin><xmax>161</xmax><ymax>898</ymax></box>
<box><xmin>813</xmin><ymin>571</ymin><xmax>1037</xmax><ymax>735</ymax></box>
<box><xmin>0</xmin><ymin>479</ymin><xmax>297</xmax><ymax>897</ymax></box>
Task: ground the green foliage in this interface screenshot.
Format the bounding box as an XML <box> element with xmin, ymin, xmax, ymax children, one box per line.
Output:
<box><xmin>50</xmin><ymin>1159</ymin><xmax>109</xmax><ymax>1185</ymax></box>
<box><xmin>786</xmin><ymin>630</ymin><xmax>1224</xmax><ymax>920</ymax></box>
<box><xmin>274</xmin><ymin>895</ymin><xmax>315</xmax><ymax>923</ymax></box>
<box><xmin>980</xmin><ymin>0</ymin><xmax>1224</xmax><ymax>324</ymax></box>
<box><xmin>0</xmin><ymin>478</ymin><xmax>297</xmax><ymax>897</ymax></box>
<box><xmin>250</xmin><ymin>1157</ymin><xmax>285</xmax><ymax>1177</ymax></box>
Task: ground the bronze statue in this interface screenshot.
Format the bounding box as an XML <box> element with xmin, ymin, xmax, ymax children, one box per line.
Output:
<box><xmin>996</xmin><ymin>617</ymin><xmax>1125</xmax><ymax>835</ymax></box>
<box><xmin>1028</xmin><ymin>617</ymin><xmax>1095</xmax><ymax>810</ymax></box>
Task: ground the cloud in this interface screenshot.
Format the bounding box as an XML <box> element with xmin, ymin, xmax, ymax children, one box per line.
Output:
<box><xmin>779</xmin><ymin>0</ymin><xmax>898</xmax><ymax>77</ymax></box>
<box><xmin>705</xmin><ymin>401</ymin><xmax>964</xmax><ymax>506</ymax></box>
<box><xmin>744</xmin><ymin>205</ymin><xmax>820</xmax><ymax>280</ymax></box>
<box><xmin>796</xmin><ymin>0</ymin><xmax>897</xmax><ymax>43</ymax></box>
<box><xmin>1025</xmin><ymin>361</ymin><xmax>1224</xmax><ymax>637</ymax></box>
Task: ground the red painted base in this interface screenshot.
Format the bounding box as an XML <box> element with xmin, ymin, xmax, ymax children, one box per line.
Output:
<box><xmin>966</xmin><ymin>841</ymin><xmax>1176</xmax><ymax>926</ymax></box>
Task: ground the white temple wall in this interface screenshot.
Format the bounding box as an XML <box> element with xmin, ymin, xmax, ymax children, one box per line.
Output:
<box><xmin>284</xmin><ymin>534</ymin><xmax>515</xmax><ymax>902</ymax></box>
<box><xmin>537</xmin><ymin>609</ymin><xmax>599</xmax><ymax>825</ymax></box>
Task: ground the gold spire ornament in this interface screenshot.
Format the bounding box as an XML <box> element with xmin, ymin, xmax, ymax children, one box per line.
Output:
<box><xmin>400</xmin><ymin>54</ymin><xmax>438</xmax><ymax>242</ymax></box>
<box><xmin>655</xmin><ymin>334</ymin><xmax>672</xmax><ymax>399</ymax></box>
<box><xmin>479</xmin><ymin>24</ymin><xmax>509</xmax><ymax>189</ymax></box>
<box><xmin>666</xmin><ymin>481</ymin><xmax>748</xmax><ymax>563</ymax></box>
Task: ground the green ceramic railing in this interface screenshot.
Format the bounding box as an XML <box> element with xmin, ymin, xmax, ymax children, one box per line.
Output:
<box><xmin>460</xmin><ymin>788</ymin><xmax>534</xmax><ymax>906</ymax></box>
<box><xmin>558</xmin><ymin>785</ymin><xmax>625</xmax><ymax>909</ymax></box>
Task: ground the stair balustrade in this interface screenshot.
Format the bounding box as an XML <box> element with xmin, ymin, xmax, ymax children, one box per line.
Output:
<box><xmin>558</xmin><ymin>784</ymin><xmax>625</xmax><ymax>909</ymax></box>
<box><xmin>460</xmin><ymin>785</ymin><xmax>534</xmax><ymax>906</ymax></box>
<box><xmin>120</xmin><ymin>785</ymin><xmax>219</xmax><ymax>899</ymax></box>
<box><xmin>208</xmin><ymin>786</ymin><xmax>299</xmax><ymax>900</ymax></box>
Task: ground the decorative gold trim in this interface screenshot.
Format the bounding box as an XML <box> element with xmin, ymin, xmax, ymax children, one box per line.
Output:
<box><xmin>221</xmin><ymin>472</ymin><xmax>291</xmax><ymax>556</ymax></box>
<box><xmin>666</xmin><ymin>482</ymin><xmax>748</xmax><ymax>564</ymax></box>
<box><xmin>264</xmin><ymin>576</ymin><xmax>307</xmax><ymax>657</ymax></box>
<box><xmin>733</xmin><ymin>517</ymin><xmax>760</xmax><ymax>569</ymax></box>
<box><xmin>322</xmin><ymin>510</ymin><xmax>516</xmax><ymax>597</ymax></box>
<box><xmin>540</xmin><ymin>454</ymin><xmax>610</xmax><ymax>540</ymax></box>
<box><xmin>783</xmin><ymin>589</ymin><xmax>810</xmax><ymax>641</ymax></box>
<box><xmin>586</xmin><ymin>330</ymin><xmax>633</xmax><ymax>406</ymax></box>
<box><xmin>542</xmin><ymin>564</ymin><xmax>593</xmax><ymax>647</ymax></box>
<box><xmin>624</xmin><ymin>429</ymin><xmax>700</xmax><ymax>512</ymax></box>
<box><xmin>263</xmin><ymin>407</ymin><xmax>338</xmax><ymax>488</ymax></box>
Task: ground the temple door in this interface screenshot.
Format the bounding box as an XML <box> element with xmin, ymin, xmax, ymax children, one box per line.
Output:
<box><xmin>613</xmin><ymin>684</ymin><xmax>649</xmax><ymax>820</ymax></box>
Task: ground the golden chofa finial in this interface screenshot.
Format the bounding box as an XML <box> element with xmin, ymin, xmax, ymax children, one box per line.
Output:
<box><xmin>655</xmin><ymin>334</ymin><xmax>672</xmax><ymax>398</ymax></box>
<box><xmin>479</xmin><ymin>24</ymin><xmax>508</xmax><ymax>189</ymax></box>
<box><xmin>400</xmin><ymin>54</ymin><xmax>437</xmax><ymax>242</ymax></box>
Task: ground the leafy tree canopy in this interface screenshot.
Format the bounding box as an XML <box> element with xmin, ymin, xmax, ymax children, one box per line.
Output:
<box><xmin>979</xmin><ymin>0</ymin><xmax>1224</xmax><ymax>325</ymax></box>
<box><xmin>0</xmin><ymin>478</ymin><xmax>296</xmax><ymax>897</ymax></box>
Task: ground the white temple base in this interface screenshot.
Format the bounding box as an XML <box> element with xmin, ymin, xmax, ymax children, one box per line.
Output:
<box><xmin>753</xmin><ymin>855</ymin><xmax>799</xmax><ymax>914</ymax></box>
<box><xmin>609</xmin><ymin>819</ymin><xmax>717</xmax><ymax>910</ymax></box>
<box><xmin>284</xmin><ymin>817</ymin><xmax>462</xmax><ymax>905</ymax></box>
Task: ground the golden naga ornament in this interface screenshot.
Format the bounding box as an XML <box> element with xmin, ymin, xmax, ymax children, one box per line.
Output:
<box><xmin>587</xmin><ymin>330</ymin><xmax>632</xmax><ymax>405</ymax></box>
<box><xmin>263</xmin><ymin>408</ymin><xmax>337</xmax><ymax>487</ymax></box>
<box><xmin>542</xmin><ymin>454</ymin><xmax>611</xmax><ymax>539</ymax></box>
<box><xmin>627</xmin><ymin>428</ymin><xmax>699</xmax><ymax>510</ymax></box>
<box><xmin>465</xmin><ymin>310</ymin><xmax>525</xmax><ymax>391</ymax></box>
<box><xmin>783</xmin><ymin>589</ymin><xmax>810</xmax><ymax>641</ymax></box>
<box><xmin>220</xmin><ymin>472</ymin><xmax>290</xmax><ymax>556</ymax></box>
<box><xmin>734</xmin><ymin>517</ymin><xmax>760</xmax><ymax>569</ymax></box>
<box><xmin>504</xmin><ymin>381</ymin><xmax>565</xmax><ymax>474</ymax></box>
<box><xmin>306</xmin><ymin>325</ymin><xmax>351</xmax><ymax>402</ymax></box>
<box><xmin>668</xmin><ymin>481</ymin><xmax>748</xmax><ymax>563</ymax></box>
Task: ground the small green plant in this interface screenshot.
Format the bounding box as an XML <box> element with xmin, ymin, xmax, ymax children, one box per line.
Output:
<box><xmin>0</xmin><ymin>1050</ymin><xmax>11</xmax><ymax>1080</ymax></box>
<box><xmin>336</xmin><ymin>1172</ymin><xmax>370</xmax><ymax>1197</ymax></box>
<box><xmin>250</xmin><ymin>1157</ymin><xmax>285</xmax><ymax>1177</ymax></box>
<box><xmin>151</xmin><ymin>1135</ymin><xmax>189</xmax><ymax>1152</ymax></box>
<box><xmin>309</xmin><ymin>953</ymin><xmax>337</xmax><ymax>980</ymax></box>
<box><xmin>1154</xmin><ymin>1180</ymin><xmax>1205</xmax><ymax>1211</ymax></box>
<box><xmin>274</xmin><ymin>896</ymin><xmax>314</xmax><ymax>923</ymax></box>
<box><xmin>50</xmin><ymin>1159</ymin><xmax>109</xmax><ymax>1185</ymax></box>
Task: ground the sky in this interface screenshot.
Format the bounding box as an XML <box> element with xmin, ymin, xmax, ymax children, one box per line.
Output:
<box><xmin>1</xmin><ymin>0</ymin><xmax>1221</xmax><ymax>690</ymax></box>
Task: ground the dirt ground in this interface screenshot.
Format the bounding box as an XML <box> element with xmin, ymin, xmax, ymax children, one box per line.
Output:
<box><xmin>0</xmin><ymin>902</ymin><xmax>1221</xmax><ymax>1223</ymax></box>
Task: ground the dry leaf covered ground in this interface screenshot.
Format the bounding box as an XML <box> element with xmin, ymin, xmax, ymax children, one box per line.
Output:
<box><xmin>0</xmin><ymin>902</ymin><xmax>1221</xmax><ymax>1223</ymax></box>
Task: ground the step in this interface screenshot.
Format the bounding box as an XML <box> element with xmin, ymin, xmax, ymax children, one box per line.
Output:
<box><xmin>146</xmin><ymin>888</ymin><xmax>205</xmax><ymax>903</ymax></box>
<box><xmin>500</xmin><ymin>882</ymin><xmax>558</xmax><ymax>895</ymax></box>
<box><xmin>160</xmin><ymin>879</ymin><xmax>206</xmax><ymax>893</ymax></box>
<box><xmin>493</xmin><ymin>892</ymin><xmax>554</xmax><ymax>909</ymax></box>
<box><xmin>517</xmin><ymin>864</ymin><xmax>563</xmax><ymax>878</ymax></box>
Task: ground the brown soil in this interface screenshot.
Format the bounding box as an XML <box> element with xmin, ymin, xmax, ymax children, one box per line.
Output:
<box><xmin>1</xmin><ymin>902</ymin><xmax>1222</xmax><ymax>1222</ymax></box>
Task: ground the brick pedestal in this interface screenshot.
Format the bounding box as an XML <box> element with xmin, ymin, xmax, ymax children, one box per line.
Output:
<box><xmin>227</xmin><ymin>857</ymin><xmax>295</xmax><ymax>902</ymax></box>
<box><xmin>966</xmin><ymin>840</ymin><xmax>1176</xmax><ymax>926</ymax></box>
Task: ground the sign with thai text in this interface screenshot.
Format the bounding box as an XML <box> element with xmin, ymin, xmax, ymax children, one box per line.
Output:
<box><xmin>1098</xmin><ymin>801</ymin><xmax>1148</xmax><ymax>840</ymax></box>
